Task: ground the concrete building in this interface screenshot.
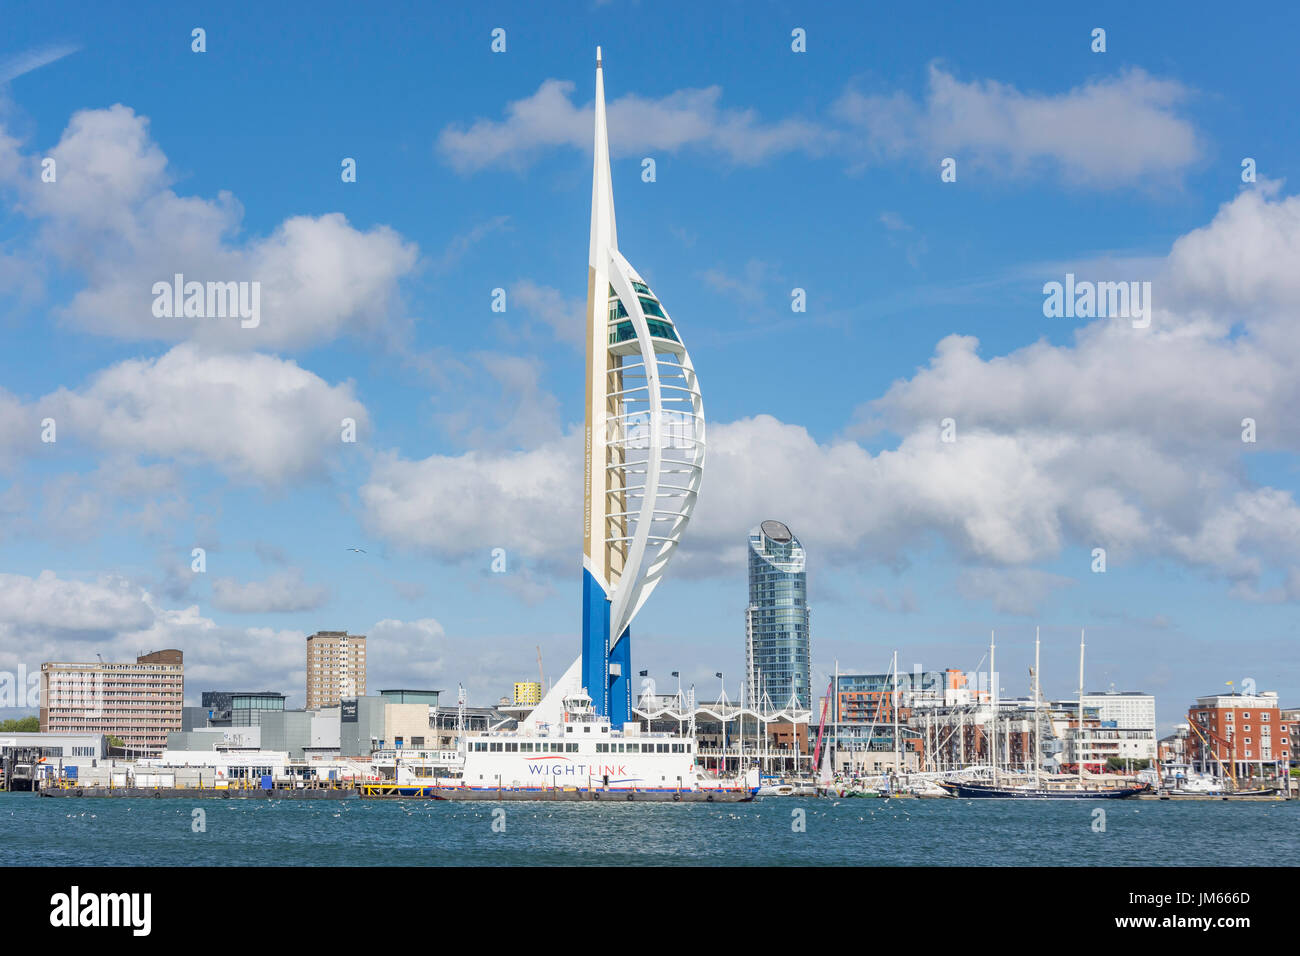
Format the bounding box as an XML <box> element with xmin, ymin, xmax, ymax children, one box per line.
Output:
<box><xmin>200</xmin><ymin>691</ymin><xmax>286</xmax><ymax>726</ymax></box>
<box><xmin>1082</xmin><ymin>691</ymin><xmax>1157</xmax><ymax>763</ymax></box>
<box><xmin>0</xmin><ymin>731</ymin><xmax>106</xmax><ymax>761</ymax></box>
<box><xmin>167</xmin><ymin>726</ymin><xmax>262</xmax><ymax>751</ymax></box>
<box><xmin>40</xmin><ymin>649</ymin><xmax>184</xmax><ymax>756</ymax></box>
<box><xmin>380</xmin><ymin>689</ymin><xmax>439</xmax><ymax>706</ymax></box>
<box><xmin>306</xmin><ymin>631</ymin><xmax>366</xmax><ymax>709</ymax></box>
<box><xmin>258</xmin><ymin>707</ymin><xmax>340</xmax><ymax>760</ymax></box>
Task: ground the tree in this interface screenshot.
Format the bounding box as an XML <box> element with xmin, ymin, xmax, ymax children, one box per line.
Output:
<box><xmin>0</xmin><ymin>717</ymin><xmax>40</xmax><ymax>733</ymax></box>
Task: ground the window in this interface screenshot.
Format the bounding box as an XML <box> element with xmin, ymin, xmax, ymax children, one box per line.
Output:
<box><xmin>638</xmin><ymin>296</ymin><xmax>667</xmax><ymax>318</ymax></box>
<box><xmin>566</xmin><ymin>743</ymin><xmax>578</xmax><ymax>753</ymax></box>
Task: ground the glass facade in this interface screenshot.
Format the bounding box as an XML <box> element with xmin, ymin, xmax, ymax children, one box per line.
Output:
<box><xmin>746</xmin><ymin>521</ymin><xmax>811</xmax><ymax>709</ymax></box>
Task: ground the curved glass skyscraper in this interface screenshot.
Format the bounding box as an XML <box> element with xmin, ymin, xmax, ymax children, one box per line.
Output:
<box><xmin>746</xmin><ymin>520</ymin><xmax>810</xmax><ymax>709</ymax></box>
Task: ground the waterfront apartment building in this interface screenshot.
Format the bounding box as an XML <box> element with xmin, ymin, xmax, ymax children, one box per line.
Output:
<box><xmin>306</xmin><ymin>631</ymin><xmax>366</xmax><ymax>710</ymax></box>
<box><xmin>1081</xmin><ymin>691</ymin><xmax>1157</xmax><ymax>762</ymax></box>
<box><xmin>39</xmin><ymin>650</ymin><xmax>184</xmax><ymax>756</ymax></box>
<box><xmin>745</xmin><ymin>521</ymin><xmax>811</xmax><ymax>710</ymax></box>
<box><xmin>1187</xmin><ymin>691</ymin><xmax>1288</xmax><ymax>778</ymax></box>
<box><xmin>1281</xmin><ymin>707</ymin><xmax>1300</xmax><ymax>766</ymax></box>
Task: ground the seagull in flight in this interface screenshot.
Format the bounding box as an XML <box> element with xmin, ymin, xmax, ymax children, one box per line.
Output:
<box><xmin>346</xmin><ymin>547</ymin><xmax>367</xmax><ymax>553</ymax></box>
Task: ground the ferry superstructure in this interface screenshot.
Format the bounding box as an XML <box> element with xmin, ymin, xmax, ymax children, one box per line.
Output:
<box><xmin>390</xmin><ymin>693</ymin><xmax>756</xmax><ymax>798</ymax></box>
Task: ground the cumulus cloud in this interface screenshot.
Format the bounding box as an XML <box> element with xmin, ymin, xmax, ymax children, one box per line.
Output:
<box><xmin>360</xmin><ymin>431</ymin><xmax>581</xmax><ymax>569</ymax></box>
<box><xmin>956</xmin><ymin>567</ymin><xmax>1076</xmax><ymax>616</ymax></box>
<box><xmin>0</xmin><ymin>570</ymin><xmax>154</xmax><ymax>637</ymax></box>
<box><xmin>0</xmin><ymin>104</ymin><xmax>419</xmax><ymax>348</ymax></box>
<box><xmin>834</xmin><ymin>65</ymin><xmax>1200</xmax><ymax>186</ymax></box>
<box><xmin>510</xmin><ymin>280</ymin><xmax>585</xmax><ymax>350</ymax></box>
<box><xmin>358</xmin><ymin>188</ymin><xmax>1300</xmax><ymax>603</ymax></box>
<box><xmin>36</xmin><ymin>343</ymin><xmax>369</xmax><ymax>484</ymax></box>
<box><xmin>210</xmin><ymin>569</ymin><xmax>331</xmax><ymax>614</ymax></box>
<box><xmin>438</xmin><ymin>79</ymin><xmax>829</xmax><ymax>172</ymax></box>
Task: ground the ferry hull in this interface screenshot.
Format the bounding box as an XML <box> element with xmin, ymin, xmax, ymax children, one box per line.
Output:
<box><xmin>940</xmin><ymin>782</ymin><xmax>1148</xmax><ymax>799</ymax></box>
<box><xmin>363</xmin><ymin>784</ymin><xmax>754</xmax><ymax>802</ymax></box>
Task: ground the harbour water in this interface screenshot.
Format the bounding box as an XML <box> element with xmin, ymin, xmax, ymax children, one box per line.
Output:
<box><xmin>4</xmin><ymin>793</ymin><xmax>1297</xmax><ymax>866</ymax></box>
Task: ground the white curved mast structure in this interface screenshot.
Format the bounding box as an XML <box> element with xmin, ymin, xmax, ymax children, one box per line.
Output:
<box><xmin>529</xmin><ymin>48</ymin><xmax>704</xmax><ymax>729</ymax></box>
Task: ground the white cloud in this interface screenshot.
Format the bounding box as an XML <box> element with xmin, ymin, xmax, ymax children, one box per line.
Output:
<box><xmin>835</xmin><ymin>65</ymin><xmax>1200</xmax><ymax>186</ymax></box>
<box><xmin>40</xmin><ymin>343</ymin><xmax>369</xmax><ymax>484</ymax></box>
<box><xmin>0</xmin><ymin>44</ymin><xmax>80</xmax><ymax>86</ymax></box>
<box><xmin>210</xmin><ymin>569</ymin><xmax>331</xmax><ymax>614</ymax></box>
<box><xmin>360</xmin><ymin>432</ymin><xmax>581</xmax><ymax>569</ymax></box>
<box><xmin>511</xmin><ymin>280</ymin><xmax>585</xmax><ymax>350</ymax></box>
<box><xmin>358</xmin><ymin>188</ymin><xmax>1300</xmax><ymax>603</ymax></box>
<box><xmin>0</xmin><ymin>570</ymin><xmax>153</xmax><ymax>636</ymax></box>
<box><xmin>438</xmin><ymin>79</ymin><xmax>828</xmax><ymax>172</ymax></box>
<box><xmin>956</xmin><ymin>567</ymin><xmax>1076</xmax><ymax>616</ymax></box>
<box><xmin>0</xmin><ymin>104</ymin><xmax>419</xmax><ymax>348</ymax></box>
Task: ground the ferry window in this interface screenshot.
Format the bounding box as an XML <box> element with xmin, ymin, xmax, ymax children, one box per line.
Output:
<box><xmin>566</xmin><ymin>743</ymin><xmax>578</xmax><ymax>753</ymax></box>
<box><xmin>616</xmin><ymin>744</ymin><xmax>624</xmax><ymax>753</ymax></box>
<box><xmin>686</xmin><ymin>744</ymin><xmax>692</xmax><ymax>753</ymax></box>
<box><xmin>601</xmin><ymin>726</ymin><xmax>608</xmax><ymax>733</ymax></box>
<box><xmin>521</xmin><ymin>743</ymin><xmax>532</xmax><ymax>752</ymax></box>
<box><xmin>506</xmin><ymin>743</ymin><xmax>518</xmax><ymax>752</ymax></box>
<box><xmin>657</xmin><ymin>744</ymin><xmax>669</xmax><ymax>753</ymax></box>
<box><xmin>626</xmin><ymin>744</ymin><xmax>638</xmax><ymax>753</ymax></box>
<box><xmin>584</xmin><ymin>726</ymin><xmax>591</xmax><ymax>733</ymax></box>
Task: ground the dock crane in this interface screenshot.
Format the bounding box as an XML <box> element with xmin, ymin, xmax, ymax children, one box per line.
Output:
<box><xmin>1187</xmin><ymin>714</ymin><xmax>1236</xmax><ymax>786</ymax></box>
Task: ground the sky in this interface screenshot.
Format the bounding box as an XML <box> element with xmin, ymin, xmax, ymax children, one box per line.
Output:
<box><xmin>1</xmin><ymin>1</ymin><xmax>1299</xmax><ymax>733</ymax></box>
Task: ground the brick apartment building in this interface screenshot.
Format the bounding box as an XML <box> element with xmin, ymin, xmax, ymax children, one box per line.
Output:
<box><xmin>1187</xmin><ymin>691</ymin><xmax>1289</xmax><ymax>778</ymax></box>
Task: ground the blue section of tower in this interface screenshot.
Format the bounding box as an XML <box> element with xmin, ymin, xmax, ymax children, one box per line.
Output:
<box><xmin>609</xmin><ymin>623</ymin><xmax>631</xmax><ymax>727</ymax></box>
<box><xmin>581</xmin><ymin>568</ymin><xmax>632</xmax><ymax>725</ymax></box>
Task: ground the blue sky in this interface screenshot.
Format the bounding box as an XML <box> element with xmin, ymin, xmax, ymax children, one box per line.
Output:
<box><xmin>2</xmin><ymin>1</ymin><xmax>1299</xmax><ymax>732</ymax></box>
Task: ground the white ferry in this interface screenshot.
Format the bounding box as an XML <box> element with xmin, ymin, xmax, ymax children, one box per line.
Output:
<box><xmin>384</xmin><ymin>692</ymin><xmax>757</xmax><ymax>801</ymax></box>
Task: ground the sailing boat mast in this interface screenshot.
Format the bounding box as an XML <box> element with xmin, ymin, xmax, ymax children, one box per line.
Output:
<box><xmin>1077</xmin><ymin>628</ymin><xmax>1086</xmax><ymax>787</ymax></box>
<box><xmin>1034</xmin><ymin>626</ymin><xmax>1041</xmax><ymax>788</ymax></box>
<box><xmin>989</xmin><ymin>630</ymin><xmax>997</xmax><ymax>783</ymax></box>
<box><xmin>892</xmin><ymin>650</ymin><xmax>900</xmax><ymax>781</ymax></box>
